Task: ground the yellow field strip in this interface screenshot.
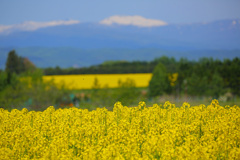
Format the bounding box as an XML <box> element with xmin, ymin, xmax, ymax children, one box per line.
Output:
<box><xmin>43</xmin><ymin>73</ymin><xmax>152</xmax><ymax>89</ymax></box>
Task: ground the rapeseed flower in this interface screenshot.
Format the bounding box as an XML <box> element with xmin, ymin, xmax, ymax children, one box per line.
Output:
<box><xmin>0</xmin><ymin>100</ymin><xmax>239</xmax><ymax>159</ymax></box>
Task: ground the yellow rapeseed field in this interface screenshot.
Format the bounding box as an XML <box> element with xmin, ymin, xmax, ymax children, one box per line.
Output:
<box><xmin>0</xmin><ymin>100</ymin><xmax>239</xmax><ymax>159</ymax></box>
<box><xmin>43</xmin><ymin>73</ymin><xmax>152</xmax><ymax>89</ymax></box>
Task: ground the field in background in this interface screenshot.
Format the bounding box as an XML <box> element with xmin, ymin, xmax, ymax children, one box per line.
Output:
<box><xmin>43</xmin><ymin>73</ymin><xmax>152</xmax><ymax>89</ymax></box>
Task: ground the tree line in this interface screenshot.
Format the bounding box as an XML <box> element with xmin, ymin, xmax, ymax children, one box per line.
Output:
<box><xmin>43</xmin><ymin>55</ymin><xmax>240</xmax><ymax>97</ymax></box>
<box><xmin>43</xmin><ymin>60</ymin><xmax>156</xmax><ymax>75</ymax></box>
<box><xmin>1</xmin><ymin>50</ymin><xmax>240</xmax><ymax>100</ymax></box>
<box><xmin>149</xmin><ymin>57</ymin><xmax>240</xmax><ymax>98</ymax></box>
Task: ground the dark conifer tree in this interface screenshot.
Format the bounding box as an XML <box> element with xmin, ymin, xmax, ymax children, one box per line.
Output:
<box><xmin>5</xmin><ymin>50</ymin><xmax>21</xmax><ymax>74</ymax></box>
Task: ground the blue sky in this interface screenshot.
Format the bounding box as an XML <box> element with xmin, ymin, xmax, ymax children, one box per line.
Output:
<box><xmin>1</xmin><ymin>0</ymin><xmax>240</xmax><ymax>25</ymax></box>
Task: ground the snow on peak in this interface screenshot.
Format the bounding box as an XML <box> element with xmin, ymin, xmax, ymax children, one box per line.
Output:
<box><xmin>100</xmin><ymin>15</ymin><xmax>167</xmax><ymax>27</ymax></box>
<box><xmin>0</xmin><ymin>20</ymin><xmax>80</xmax><ymax>34</ymax></box>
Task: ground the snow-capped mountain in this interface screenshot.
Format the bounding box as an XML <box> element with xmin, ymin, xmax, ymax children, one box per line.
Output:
<box><xmin>0</xmin><ymin>17</ymin><xmax>239</xmax><ymax>50</ymax></box>
<box><xmin>0</xmin><ymin>17</ymin><xmax>240</xmax><ymax>69</ymax></box>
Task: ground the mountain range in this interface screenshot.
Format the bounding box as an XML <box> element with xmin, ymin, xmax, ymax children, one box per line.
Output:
<box><xmin>0</xmin><ymin>17</ymin><xmax>240</xmax><ymax>69</ymax></box>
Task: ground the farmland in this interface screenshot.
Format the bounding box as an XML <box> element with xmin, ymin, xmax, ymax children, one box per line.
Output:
<box><xmin>0</xmin><ymin>100</ymin><xmax>239</xmax><ymax>159</ymax></box>
<box><xmin>1</xmin><ymin>52</ymin><xmax>240</xmax><ymax>159</ymax></box>
<box><xmin>43</xmin><ymin>73</ymin><xmax>152</xmax><ymax>89</ymax></box>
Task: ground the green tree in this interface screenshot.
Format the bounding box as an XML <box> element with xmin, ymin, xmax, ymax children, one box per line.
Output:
<box><xmin>6</xmin><ymin>50</ymin><xmax>36</xmax><ymax>75</ymax></box>
<box><xmin>5</xmin><ymin>50</ymin><xmax>21</xmax><ymax>74</ymax></box>
<box><xmin>148</xmin><ymin>63</ymin><xmax>169</xmax><ymax>97</ymax></box>
<box><xmin>208</xmin><ymin>72</ymin><xmax>225</xmax><ymax>98</ymax></box>
<box><xmin>153</xmin><ymin>56</ymin><xmax>177</xmax><ymax>73</ymax></box>
<box><xmin>177</xmin><ymin>58</ymin><xmax>195</xmax><ymax>94</ymax></box>
<box><xmin>187</xmin><ymin>73</ymin><xmax>208</xmax><ymax>96</ymax></box>
<box><xmin>0</xmin><ymin>71</ymin><xmax>8</xmax><ymax>91</ymax></box>
<box><xmin>22</xmin><ymin>58</ymin><xmax>36</xmax><ymax>72</ymax></box>
<box><xmin>223</xmin><ymin>58</ymin><xmax>240</xmax><ymax>96</ymax></box>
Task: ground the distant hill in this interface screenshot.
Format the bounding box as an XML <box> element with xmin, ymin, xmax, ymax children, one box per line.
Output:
<box><xmin>0</xmin><ymin>18</ymin><xmax>240</xmax><ymax>69</ymax></box>
<box><xmin>0</xmin><ymin>19</ymin><xmax>240</xmax><ymax>50</ymax></box>
<box><xmin>0</xmin><ymin>47</ymin><xmax>240</xmax><ymax>69</ymax></box>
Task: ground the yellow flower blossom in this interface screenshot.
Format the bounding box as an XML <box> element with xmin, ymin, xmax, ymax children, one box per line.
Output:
<box><xmin>0</xmin><ymin>100</ymin><xmax>239</xmax><ymax>159</ymax></box>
